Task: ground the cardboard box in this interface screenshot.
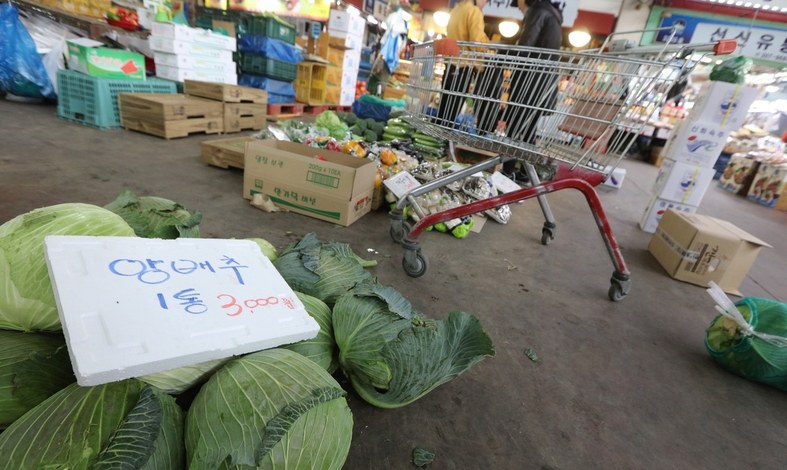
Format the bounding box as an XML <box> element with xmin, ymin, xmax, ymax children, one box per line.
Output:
<box><xmin>663</xmin><ymin>120</ymin><xmax>729</xmax><ymax>168</ymax></box>
<box><xmin>243</xmin><ymin>140</ymin><xmax>376</xmax><ymax>226</ymax></box>
<box><xmin>719</xmin><ymin>155</ymin><xmax>760</xmax><ymax>195</ymax></box>
<box><xmin>328</xmin><ymin>9</ymin><xmax>365</xmax><ymax>39</ymax></box>
<box><xmin>149</xmin><ymin>37</ymin><xmax>235</xmax><ymax>61</ymax></box>
<box><xmin>747</xmin><ymin>163</ymin><xmax>787</xmax><ymax>208</ymax></box>
<box><xmin>639</xmin><ymin>195</ymin><xmax>697</xmax><ymax>234</ymax></box>
<box><xmin>66</xmin><ymin>38</ymin><xmax>145</xmax><ymax>80</ymax></box>
<box><xmin>651</xmin><ymin>158</ymin><xmax>716</xmax><ymax>206</ymax></box>
<box><xmin>775</xmin><ymin>187</ymin><xmax>787</xmax><ymax>212</ymax></box>
<box><xmin>689</xmin><ymin>81</ymin><xmax>761</xmax><ymax>130</ymax></box>
<box><xmin>648</xmin><ymin>210</ymin><xmax>770</xmax><ymax>295</ymax></box>
<box><xmin>152</xmin><ymin>22</ymin><xmax>237</xmax><ymax>51</ymax></box>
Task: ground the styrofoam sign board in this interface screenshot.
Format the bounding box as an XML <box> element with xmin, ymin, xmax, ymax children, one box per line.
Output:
<box><xmin>44</xmin><ymin>236</ymin><xmax>319</xmax><ymax>386</ymax></box>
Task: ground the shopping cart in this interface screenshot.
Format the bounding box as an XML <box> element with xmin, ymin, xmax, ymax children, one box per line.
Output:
<box><xmin>389</xmin><ymin>31</ymin><xmax>736</xmax><ymax>301</ymax></box>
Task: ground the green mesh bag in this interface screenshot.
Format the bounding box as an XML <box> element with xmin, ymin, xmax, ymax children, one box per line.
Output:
<box><xmin>705</xmin><ymin>297</ymin><xmax>787</xmax><ymax>391</ymax></box>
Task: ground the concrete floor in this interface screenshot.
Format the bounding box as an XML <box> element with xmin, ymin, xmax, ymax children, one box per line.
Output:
<box><xmin>2</xmin><ymin>99</ymin><xmax>786</xmax><ymax>469</ymax></box>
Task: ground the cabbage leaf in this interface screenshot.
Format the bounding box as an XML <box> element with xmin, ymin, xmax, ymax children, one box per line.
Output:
<box><xmin>280</xmin><ymin>291</ymin><xmax>338</xmax><ymax>374</ymax></box>
<box><xmin>0</xmin><ymin>330</ymin><xmax>74</xmax><ymax>428</ymax></box>
<box><xmin>105</xmin><ymin>190</ymin><xmax>202</xmax><ymax>239</ymax></box>
<box><xmin>138</xmin><ymin>358</ymin><xmax>228</xmax><ymax>395</ymax></box>
<box><xmin>332</xmin><ymin>282</ymin><xmax>495</xmax><ymax>409</ymax></box>
<box><xmin>0</xmin><ymin>203</ymin><xmax>136</xmax><ymax>332</ymax></box>
<box><xmin>185</xmin><ymin>349</ymin><xmax>352</xmax><ymax>470</ymax></box>
<box><xmin>0</xmin><ymin>380</ymin><xmax>184</xmax><ymax>469</ymax></box>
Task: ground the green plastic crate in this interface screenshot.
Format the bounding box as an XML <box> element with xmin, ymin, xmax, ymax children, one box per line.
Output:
<box><xmin>56</xmin><ymin>70</ymin><xmax>177</xmax><ymax>129</ymax></box>
<box><xmin>240</xmin><ymin>16</ymin><xmax>296</xmax><ymax>44</ymax></box>
<box><xmin>238</xmin><ymin>54</ymin><xmax>297</xmax><ymax>82</ymax></box>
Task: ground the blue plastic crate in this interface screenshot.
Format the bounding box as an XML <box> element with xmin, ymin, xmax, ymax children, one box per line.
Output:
<box><xmin>56</xmin><ymin>70</ymin><xmax>177</xmax><ymax>129</ymax></box>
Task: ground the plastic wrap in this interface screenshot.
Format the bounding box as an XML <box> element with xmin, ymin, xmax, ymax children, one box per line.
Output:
<box><xmin>0</xmin><ymin>4</ymin><xmax>55</xmax><ymax>99</ymax></box>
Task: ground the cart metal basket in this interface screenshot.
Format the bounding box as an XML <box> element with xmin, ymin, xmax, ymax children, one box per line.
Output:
<box><xmin>389</xmin><ymin>32</ymin><xmax>736</xmax><ymax>301</ymax></box>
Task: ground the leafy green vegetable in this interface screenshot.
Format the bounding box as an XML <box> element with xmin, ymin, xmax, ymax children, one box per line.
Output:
<box><xmin>0</xmin><ymin>330</ymin><xmax>74</xmax><ymax>428</ymax></box>
<box><xmin>185</xmin><ymin>349</ymin><xmax>352</xmax><ymax>470</ymax></box>
<box><xmin>138</xmin><ymin>358</ymin><xmax>228</xmax><ymax>395</ymax></box>
<box><xmin>105</xmin><ymin>190</ymin><xmax>202</xmax><ymax>239</ymax></box>
<box><xmin>248</xmin><ymin>237</ymin><xmax>279</xmax><ymax>261</ymax></box>
<box><xmin>332</xmin><ymin>282</ymin><xmax>495</xmax><ymax>409</ymax></box>
<box><xmin>0</xmin><ymin>380</ymin><xmax>184</xmax><ymax>469</ymax></box>
<box><xmin>0</xmin><ymin>203</ymin><xmax>136</xmax><ymax>332</ymax></box>
<box><xmin>272</xmin><ymin>232</ymin><xmax>377</xmax><ymax>306</ymax></box>
<box><xmin>281</xmin><ymin>292</ymin><xmax>339</xmax><ymax>373</ymax></box>
<box><xmin>315</xmin><ymin>111</ymin><xmax>351</xmax><ymax>140</ymax></box>
<box><xmin>412</xmin><ymin>447</ymin><xmax>436</xmax><ymax>467</ymax></box>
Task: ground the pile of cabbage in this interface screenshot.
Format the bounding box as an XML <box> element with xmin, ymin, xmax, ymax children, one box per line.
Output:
<box><xmin>0</xmin><ymin>195</ymin><xmax>494</xmax><ymax>469</ymax></box>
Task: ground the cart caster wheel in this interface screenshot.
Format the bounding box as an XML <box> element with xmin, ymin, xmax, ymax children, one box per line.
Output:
<box><xmin>402</xmin><ymin>251</ymin><xmax>429</xmax><ymax>278</ymax></box>
<box><xmin>390</xmin><ymin>221</ymin><xmax>412</xmax><ymax>244</ymax></box>
<box><xmin>541</xmin><ymin>227</ymin><xmax>554</xmax><ymax>246</ymax></box>
<box><xmin>608</xmin><ymin>280</ymin><xmax>629</xmax><ymax>302</ymax></box>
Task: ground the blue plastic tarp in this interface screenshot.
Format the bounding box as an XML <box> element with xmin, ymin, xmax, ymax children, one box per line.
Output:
<box><xmin>238</xmin><ymin>35</ymin><xmax>302</xmax><ymax>64</ymax></box>
<box><xmin>0</xmin><ymin>3</ymin><xmax>55</xmax><ymax>99</ymax></box>
<box><xmin>238</xmin><ymin>74</ymin><xmax>295</xmax><ymax>96</ymax></box>
<box><xmin>267</xmin><ymin>92</ymin><xmax>296</xmax><ymax>104</ymax></box>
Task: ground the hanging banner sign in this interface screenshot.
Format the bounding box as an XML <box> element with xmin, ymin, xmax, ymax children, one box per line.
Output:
<box><xmin>229</xmin><ymin>0</ymin><xmax>331</xmax><ymax>21</ymax></box>
<box><xmin>481</xmin><ymin>0</ymin><xmax>578</xmax><ymax>28</ymax></box>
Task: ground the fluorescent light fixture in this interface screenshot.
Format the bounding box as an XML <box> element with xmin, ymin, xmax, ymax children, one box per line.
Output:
<box><xmin>568</xmin><ymin>29</ymin><xmax>591</xmax><ymax>48</ymax></box>
<box><xmin>346</xmin><ymin>5</ymin><xmax>360</xmax><ymax>16</ymax></box>
<box><xmin>499</xmin><ymin>20</ymin><xmax>520</xmax><ymax>38</ymax></box>
<box><xmin>367</xmin><ymin>15</ymin><xmax>378</xmax><ymax>24</ymax></box>
<box><xmin>433</xmin><ymin>11</ymin><xmax>450</xmax><ymax>28</ymax></box>
<box><xmin>744</xmin><ymin>2</ymin><xmax>752</xmax><ymax>6</ymax></box>
<box><xmin>735</xmin><ymin>1</ymin><xmax>743</xmax><ymax>5</ymax></box>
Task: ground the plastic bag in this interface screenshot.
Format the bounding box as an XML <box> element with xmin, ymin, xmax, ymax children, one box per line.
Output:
<box><xmin>705</xmin><ymin>292</ymin><xmax>787</xmax><ymax>391</ymax></box>
<box><xmin>709</xmin><ymin>56</ymin><xmax>752</xmax><ymax>84</ymax></box>
<box><xmin>238</xmin><ymin>74</ymin><xmax>295</xmax><ymax>103</ymax></box>
<box><xmin>238</xmin><ymin>36</ymin><xmax>303</xmax><ymax>64</ymax></box>
<box><xmin>0</xmin><ymin>4</ymin><xmax>55</xmax><ymax>99</ymax></box>
<box><xmin>20</xmin><ymin>12</ymin><xmax>74</xmax><ymax>95</ymax></box>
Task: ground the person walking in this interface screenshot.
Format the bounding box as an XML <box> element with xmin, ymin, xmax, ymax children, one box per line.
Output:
<box><xmin>500</xmin><ymin>0</ymin><xmax>563</xmax><ymax>180</ymax></box>
<box><xmin>436</xmin><ymin>0</ymin><xmax>489</xmax><ymax>128</ymax></box>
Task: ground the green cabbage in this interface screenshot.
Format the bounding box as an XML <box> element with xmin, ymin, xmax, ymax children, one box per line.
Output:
<box><xmin>138</xmin><ymin>358</ymin><xmax>228</xmax><ymax>395</ymax></box>
<box><xmin>332</xmin><ymin>282</ymin><xmax>495</xmax><ymax>409</ymax></box>
<box><xmin>272</xmin><ymin>233</ymin><xmax>377</xmax><ymax>306</ymax></box>
<box><xmin>186</xmin><ymin>349</ymin><xmax>352</xmax><ymax>470</ymax></box>
<box><xmin>0</xmin><ymin>380</ymin><xmax>184</xmax><ymax>469</ymax></box>
<box><xmin>0</xmin><ymin>203</ymin><xmax>136</xmax><ymax>332</ymax></box>
<box><xmin>105</xmin><ymin>190</ymin><xmax>202</xmax><ymax>239</ymax></box>
<box><xmin>315</xmin><ymin>111</ymin><xmax>350</xmax><ymax>140</ymax></box>
<box><xmin>248</xmin><ymin>237</ymin><xmax>279</xmax><ymax>261</ymax></box>
<box><xmin>0</xmin><ymin>330</ymin><xmax>75</xmax><ymax>428</ymax></box>
<box><xmin>280</xmin><ymin>291</ymin><xmax>338</xmax><ymax>374</ymax></box>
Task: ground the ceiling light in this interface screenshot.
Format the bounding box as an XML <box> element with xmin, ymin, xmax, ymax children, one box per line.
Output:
<box><xmin>367</xmin><ymin>15</ymin><xmax>378</xmax><ymax>25</ymax></box>
<box><xmin>568</xmin><ymin>29</ymin><xmax>591</xmax><ymax>48</ymax></box>
<box><xmin>346</xmin><ymin>5</ymin><xmax>360</xmax><ymax>16</ymax></box>
<box><xmin>499</xmin><ymin>20</ymin><xmax>520</xmax><ymax>38</ymax></box>
<box><xmin>433</xmin><ymin>11</ymin><xmax>450</xmax><ymax>28</ymax></box>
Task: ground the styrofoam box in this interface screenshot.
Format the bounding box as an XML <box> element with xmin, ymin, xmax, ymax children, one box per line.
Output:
<box><xmin>149</xmin><ymin>36</ymin><xmax>235</xmax><ymax>61</ymax></box>
<box><xmin>339</xmin><ymin>88</ymin><xmax>355</xmax><ymax>106</ymax></box>
<box><xmin>152</xmin><ymin>22</ymin><xmax>237</xmax><ymax>51</ymax></box>
<box><xmin>651</xmin><ymin>158</ymin><xmax>716</xmax><ymax>206</ymax></box>
<box><xmin>639</xmin><ymin>195</ymin><xmax>697</xmax><ymax>234</ymax></box>
<box><xmin>663</xmin><ymin>120</ymin><xmax>728</xmax><ymax>168</ymax></box>
<box><xmin>154</xmin><ymin>53</ymin><xmax>235</xmax><ymax>73</ymax></box>
<box><xmin>688</xmin><ymin>81</ymin><xmax>761</xmax><ymax>130</ymax></box>
<box><xmin>156</xmin><ymin>64</ymin><xmax>238</xmax><ymax>85</ymax></box>
<box><xmin>602</xmin><ymin>166</ymin><xmax>627</xmax><ymax>189</ymax></box>
<box><xmin>328</xmin><ymin>9</ymin><xmax>365</xmax><ymax>37</ymax></box>
<box><xmin>44</xmin><ymin>236</ymin><xmax>319</xmax><ymax>386</ymax></box>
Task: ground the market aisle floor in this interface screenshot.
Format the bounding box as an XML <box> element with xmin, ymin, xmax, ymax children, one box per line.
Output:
<box><xmin>2</xmin><ymin>99</ymin><xmax>786</xmax><ymax>469</ymax></box>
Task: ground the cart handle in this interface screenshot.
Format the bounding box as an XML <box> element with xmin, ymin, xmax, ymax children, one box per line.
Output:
<box><xmin>714</xmin><ymin>39</ymin><xmax>737</xmax><ymax>56</ymax></box>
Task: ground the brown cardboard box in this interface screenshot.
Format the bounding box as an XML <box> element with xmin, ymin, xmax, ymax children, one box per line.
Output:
<box><xmin>243</xmin><ymin>140</ymin><xmax>376</xmax><ymax>226</ymax></box>
<box><xmin>648</xmin><ymin>210</ymin><xmax>770</xmax><ymax>295</ymax></box>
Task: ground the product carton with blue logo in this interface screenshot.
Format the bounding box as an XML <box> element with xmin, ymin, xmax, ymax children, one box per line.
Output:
<box><xmin>663</xmin><ymin>120</ymin><xmax>729</xmax><ymax>168</ymax></box>
<box><xmin>651</xmin><ymin>158</ymin><xmax>716</xmax><ymax>206</ymax></box>
<box><xmin>689</xmin><ymin>81</ymin><xmax>761</xmax><ymax>130</ymax></box>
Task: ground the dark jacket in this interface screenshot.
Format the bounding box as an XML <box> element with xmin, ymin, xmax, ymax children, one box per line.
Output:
<box><xmin>517</xmin><ymin>0</ymin><xmax>563</xmax><ymax>50</ymax></box>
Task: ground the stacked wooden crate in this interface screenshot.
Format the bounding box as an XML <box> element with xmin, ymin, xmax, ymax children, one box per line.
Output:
<box><xmin>118</xmin><ymin>93</ymin><xmax>224</xmax><ymax>139</ymax></box>
<box><xmin>184</xmin><ymin>80</ymin><xmax>268</xmax><ymax>133</ymax></box>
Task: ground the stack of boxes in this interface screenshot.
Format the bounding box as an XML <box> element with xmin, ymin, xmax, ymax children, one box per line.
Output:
<box><xmin>639</xmin><ymin>80</ymin><xmax>760</xmax><ymax>233</ymax></box>
<box><xmin>236</xmin><ymin>16</ymin><xmax>300</xmax><ymax>105</ymax></box>
<box><xmin>324</xmin><ymin>9</ymin><xmax>365</xmax><ymax>106</ymax></box>
<box><xmin>151</xmin><ymin>22</ymin><xmax>238</xmax><ymax>85</ymax></box>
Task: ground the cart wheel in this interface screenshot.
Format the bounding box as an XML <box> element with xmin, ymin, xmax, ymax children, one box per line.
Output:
<box><xmin>541</xmin><ymin>227</ymin><xmax>554</xmax><ymax>246</ymax></box>
<box><xmin>608</xmin><ymin>281</ymin><xmax>628</xmax><ymax>302</ymax></box>
<box><xmin>390</xmin><ymin>221</ymin><xmax>412</xmax><ymax>244</ymax></box>
<box><xmin>402</xmin><ymin>251</ymin><xmax>429</xmax><ymax>278</ymax></box>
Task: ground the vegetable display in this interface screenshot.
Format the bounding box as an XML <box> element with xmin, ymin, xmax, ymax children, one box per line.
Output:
<box><xmin>104</xmin><ymin>190</ymin><xmax>202</xmax><ymax>239</ymax></box>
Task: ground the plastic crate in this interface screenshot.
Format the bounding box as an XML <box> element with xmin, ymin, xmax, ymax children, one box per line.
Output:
<box><xmin>195</xmin><ymin>6</ymin><xmax>242</xmax><ymax>29</ymax></box>
<box><xmin>240</xmin><ymin>16</ymin><xmax>296</xmax><ymax>44</ymax></box>
<box><xmin>56</xmin><ymin>69</ymin><xmax>177</xmax><ymax>129</ymax></box>
<box><xmin>238</xmin><ymin>54</ymin><xmax>297</xmax><ymax>82</ymax></box>
<box><xmin>297</xmin><ymin>63</ymin><xmax>327</xmax><ymax>90</ymax></box>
